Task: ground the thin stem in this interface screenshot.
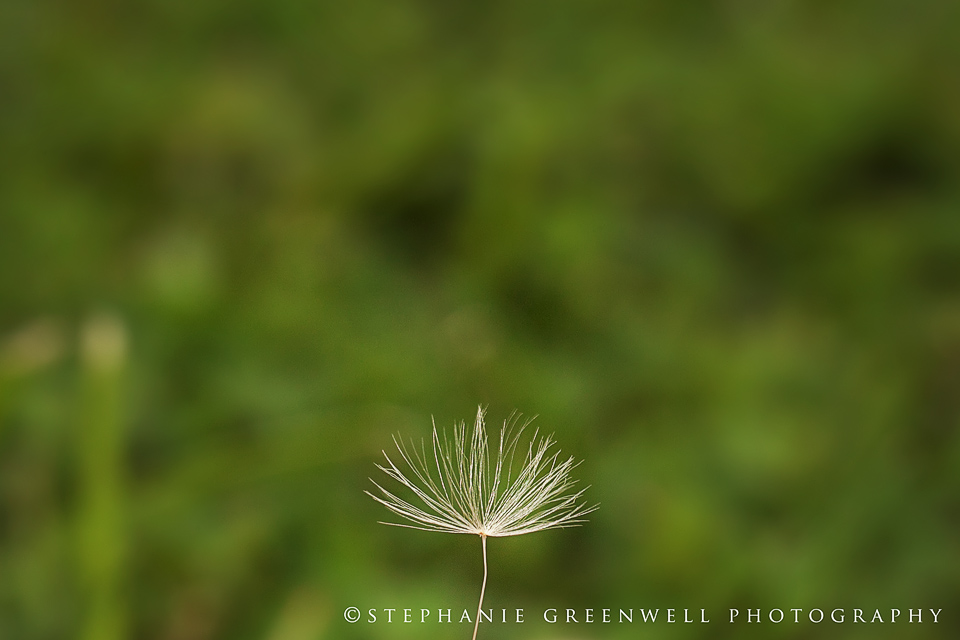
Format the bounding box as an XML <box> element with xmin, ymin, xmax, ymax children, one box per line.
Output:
<box><xmin>471</xmin><ymin>534</ymin><xmax>488</xmax><ymax>640</ymax></box>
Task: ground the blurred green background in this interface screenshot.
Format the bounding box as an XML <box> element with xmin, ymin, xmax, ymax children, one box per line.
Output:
<box><xmin>2</xmin><ymin>1</ymin><xmax>960</xmax><ymax>639</ymax></box>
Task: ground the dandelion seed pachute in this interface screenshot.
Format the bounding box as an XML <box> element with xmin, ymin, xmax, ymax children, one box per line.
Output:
<box><xmin>367</xmin><ymin>406</ymin><xmax>598</xmax><ymax>640</ymax></box>
<box><xmin>366</xmin><ymin>407</ymin><xmax>597</xmax><ymax>537</ymax></box>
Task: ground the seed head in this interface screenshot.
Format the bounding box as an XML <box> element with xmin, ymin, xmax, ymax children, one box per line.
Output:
<box><xmin>367</xmin><ymin>406</ymin><xmax>598</xmax><ymax>537</ymax></box>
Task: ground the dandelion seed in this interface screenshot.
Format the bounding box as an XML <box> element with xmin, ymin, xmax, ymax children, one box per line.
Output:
<box><xmin>367</xmin><ymin>406</ymin><xmax>598</xmax><ymax>640</ymax></box>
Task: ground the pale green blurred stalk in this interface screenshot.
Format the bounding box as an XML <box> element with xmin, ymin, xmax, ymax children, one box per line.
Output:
<box><xmin>76</xmin><ymin>314</ymin><xmax>128</xmax><ymax>640</ymax></box>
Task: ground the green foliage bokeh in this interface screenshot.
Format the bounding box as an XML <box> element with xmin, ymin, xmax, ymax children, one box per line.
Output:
<box><xmin>1</xmin><ymin>1</ymin><xmax>959</xmax><ymax>639</ymax></box>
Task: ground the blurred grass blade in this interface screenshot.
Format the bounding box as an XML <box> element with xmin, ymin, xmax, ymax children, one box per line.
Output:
<box><xmin>77</xmin><ymin>313</ymin><xmax>128</xmax><ymax>640</ymax></box>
